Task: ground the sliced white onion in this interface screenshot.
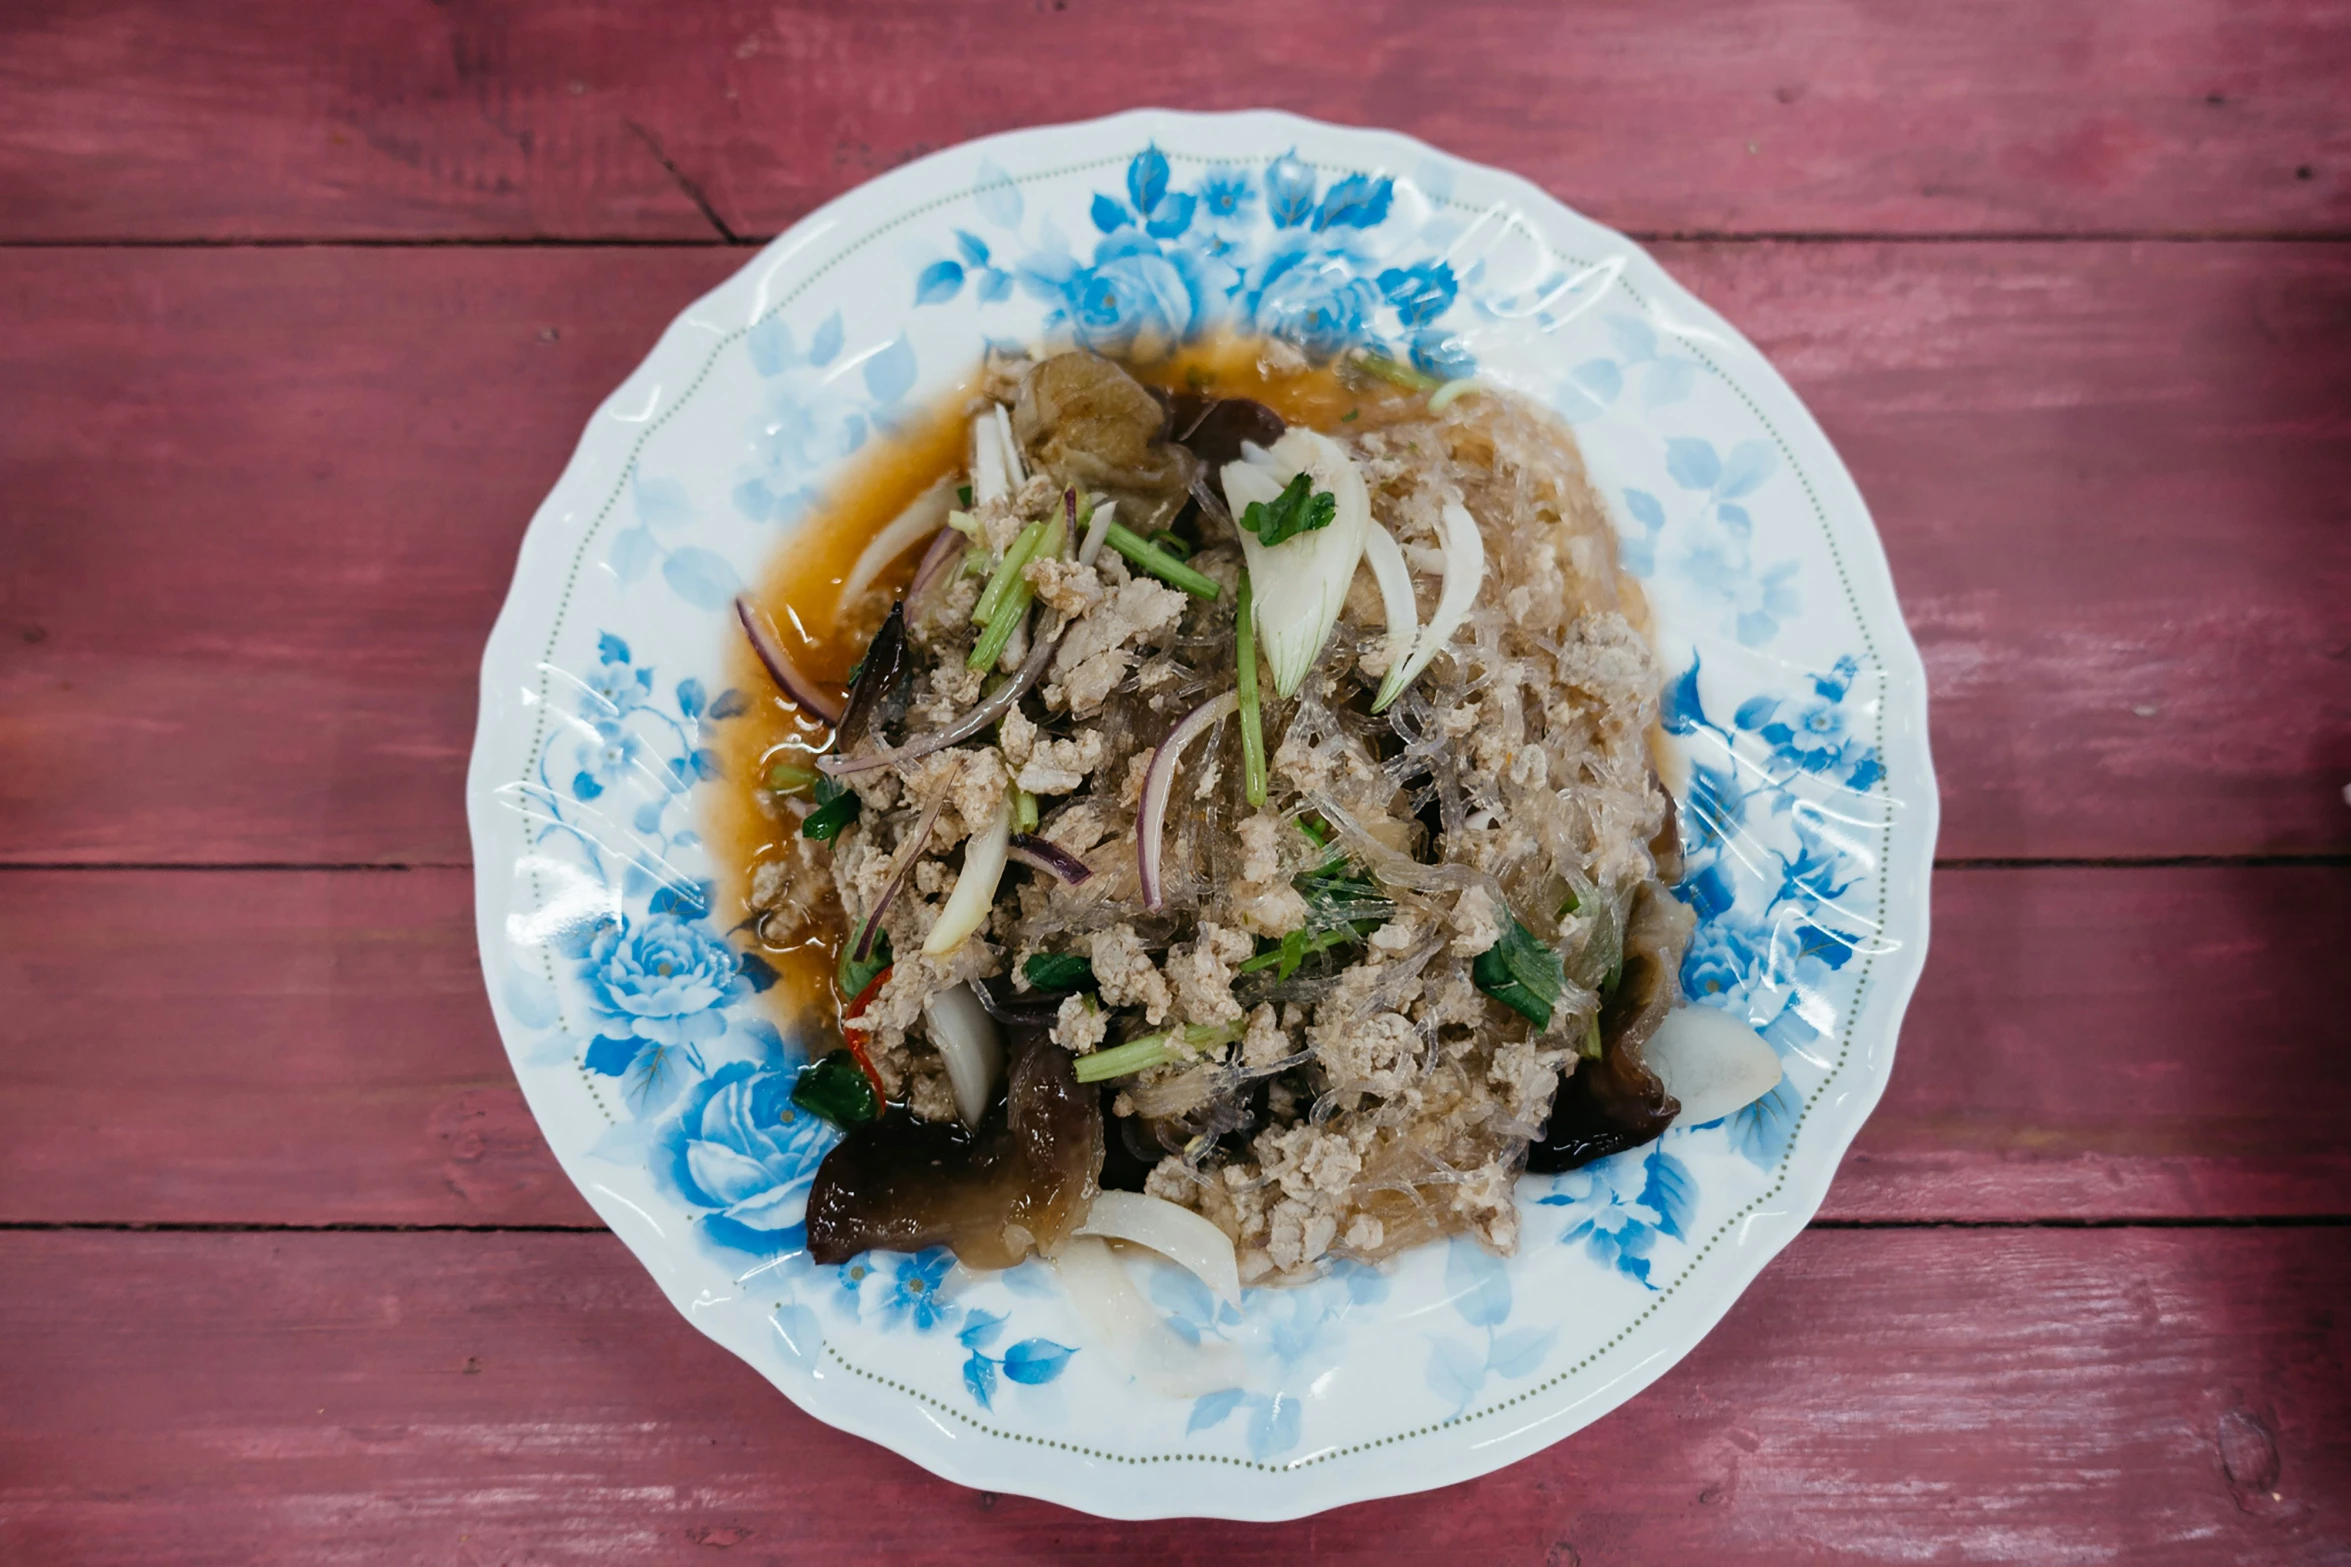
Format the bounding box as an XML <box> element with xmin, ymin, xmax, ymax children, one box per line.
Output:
<box><xmin>992</xmin><ymin>403</ymin><xmax>1027</xmax><ymax>488</ymax></box>
<box><xmin>1222</xmin><ymin>428</ymin><xmax>1372</xmax><ymax>699</ymax></box>
<box><xmin>839</xmin><ymin>476</ymin><xmax>954</xmax><ymax>608</ymax></box>
<box><xmin>971</xmin><ymin>409</ymin><xmax>1010</xmax><ymax>506</ymax></box>
<box><xmin>924</xmin><ymin>789</ymin><xmax>1013</xmax><ymax>957</ymax></box>
<box><xmin>1646</xmin><ymin>1004</ymin><xmax>1782</xmax><ymax>1124</ymax></box>
<box><xmin>1076</xmin><ymin>497</ymin><xmax>1117</xmax><ymax>567</ymax></box>
<box><xmin>1362</xmin><ymin>521</ymin><xmax>1420</xmax><ymax>713</ymax></box>
<box><xmin>1388</xmin><ymin>500</ymin><xmax>1487</xmax><ymax>696</ymax></box>
<box><xmin>922</xmin><ymin>981</ymin><xmax>1005</xmax><ymax>1130</ymax></box>
<box><xmin>1052</xmin><ymin>1236</ymin><xmax>1246</xmax><ymax>1398</ymax></box>
<box><xmin>1076</xmin><ymin>1190</ymin><xmax>1241</xmax><ymax>1305</ymax></box>
<box><xmin>1138</xmin><ymin>689</ymin><xmax>1238</xmax><ymax>911</ymax></box>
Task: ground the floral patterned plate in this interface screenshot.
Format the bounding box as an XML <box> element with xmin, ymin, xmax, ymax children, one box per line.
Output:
<box><xmin>468</xmin><ymin>109</ymin><xmax>1936</xmax><ymax>1520</ymax></box>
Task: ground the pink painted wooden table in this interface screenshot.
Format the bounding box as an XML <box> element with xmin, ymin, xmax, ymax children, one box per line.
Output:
<box><xmin>3</xmin><ymin>3</ymin><xmax>2348</xmax><ymax>1561</ymax></box>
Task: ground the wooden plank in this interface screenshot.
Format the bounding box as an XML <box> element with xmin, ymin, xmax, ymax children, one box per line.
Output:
<box><xmin>4</xmin><ymin>865</ymin><xmax>2342</xmax><ymax>1227</ymax></box>
<box><xmin>2</xmin><ymin>0</ymin><xmax>2346</xmax><ymax>242</ymax></box>
<box><xmin>0</xmin><ymin>1227</ymin><xmax>2342</xmax><ymax>1562</ymax></box>
<box><xmin>6</xmin><ymin>242</ymin><xmax>2347</xmax><ymax>865</ymax></box>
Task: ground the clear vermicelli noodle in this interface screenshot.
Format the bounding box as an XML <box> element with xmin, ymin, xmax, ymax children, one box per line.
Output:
<box><xmin>726</xmin><ymin>341</ymin><xmax>1716</xmax><ymax>1288</ymax></box>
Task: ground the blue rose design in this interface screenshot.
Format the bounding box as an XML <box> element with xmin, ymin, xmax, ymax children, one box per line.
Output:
<box><xmin>878</xmin><ymin>1247</ymin><xmax>958</xmax><ymax>1333</ymax></box>
<box><xmin>1248</xmin><ymin>244</ymin><xmax>1379</xmax><ymax>360</ymax></box>
<box><xmin>655</xmin><ymin>1058</ymin><xmax>837</xmax><ymax>1252</ymax></box>
<box><xmin>582</xmin><ymin>911</ymin><xmax>749</xmax><ymax>1051</ymax></box>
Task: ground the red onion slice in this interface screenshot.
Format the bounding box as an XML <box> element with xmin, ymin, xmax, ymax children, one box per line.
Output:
<box><xmin>907</xmin><ymin>522</ymin><xmax>964</xmax><ymax>601</ymax></box>
<box><xmin>735</xmin><ymin>594</ymin><xmax>845</xmax><ymax>725</ymax></box>
<box><xmin>852</xmin><ymin>773</ymin><xmax>953</xmax><ymax>963</ymax></box>
<box><xmin>819</xmin><ymin>608</ymin><xmax>1064</xmax><ymax>779</ymax></box>
<box><xmin>1007</xmin><ymin>833</ymin><xmax>1094</xmax><ymax>886</ymax></box>
<box><xmin>1137</xmin><ymin>689</ymin><xmax>1238</xmax><ymax>911</ymax></box>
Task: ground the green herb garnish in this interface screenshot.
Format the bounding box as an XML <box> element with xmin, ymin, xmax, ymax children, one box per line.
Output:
<box><xmin>1013</xmin><ymin>787</ymin><xmax>1039</xmax><ymax>834</ymax></box>
<box><xmin>1472</xmin><ymin>910</ymin><xmax>1567</xmax><ymax>1029</ymax></box>
<box><xmin>972</xmin><ymin>519</ymin><xmax>1047</xmax><ymax>627</ymax></box>
<box><xmin>1236</xmin><ymin>569</ymin><xmax>1267</xmax><ymax>808</ymax></box>
<box><xmin>1147</xmin><ymin>529</ymin><xmax>1195</xmax><ymax>561</ymax></box>
<box><xmin>957</xmin><ymin>484</ymin><xmax>974</xmax><ymax>507</ymax></box>
<box><xmin>1581</xmin><ymin>1014</ymin><xmax>1604</xmax><ymax>1060</ymax></box>
<box><xmin>1352</xmin><ymin>351</ymin><xmax>1444</xmax><ymax>393</ymax></box>
<box><xmin>838</xmin><ymin>924</ymin><xmax>892</xmax><ymax>998</ymax></box>
<box><xmin>1023</xmin><ymin>951</ymin><xmax>1096</xmax><ymax>992</ymax></box>
<box><xmin>1340</xmin><ymin>407</ymin><xmax>1359</xmax><ymax>422</ymax></box>
<box><xmin>800</xmin><ymin>776</ymin><xmax>860</xmax><ymax>842</ymax></box>
<box><xmin>1238</xmin><ymin>472</ymin><xmax>1338</xmax><ymax>548</ymax></box>
<box><xmin>792</xmin><ymin>1049</ymin><xmax>880</xmax><ymax>1126</ymax></box>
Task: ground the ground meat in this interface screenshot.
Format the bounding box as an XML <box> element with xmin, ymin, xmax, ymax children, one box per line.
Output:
<box><xmin>1088</xmin><ymin>923</ymin><xmax>1172</xmax><ymax>1024</ymax></box>
<box><xmin>753</xmin><ymin>354</ymin><xmax>1690</xmax><ymax>1284</ymax></box>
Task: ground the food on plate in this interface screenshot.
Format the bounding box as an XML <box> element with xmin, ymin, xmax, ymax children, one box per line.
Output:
<box><xmin>716</xmin><ymin>340</ymin><xmax>1780</xmax><ymax>1293</ymax></box>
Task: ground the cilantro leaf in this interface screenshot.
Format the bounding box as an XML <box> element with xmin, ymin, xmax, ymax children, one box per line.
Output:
<box><xmin>1472</xmin><ymin>909</ymin><xmax>1566</xmax><ymax>1029</ymax></box>
<box><xmin>792</xmin><ymin>1050</ymin><xmax>880</xmax><ymax>1127</ymax></box>
<box><xmin>800</xmin><ymin>776</ymin><xmax>860</xmax><ymax>842</ymax></box>
<box><xmin>1023</xmin><ymin>952</ymin><xmax>1097</xmax><ymax>993</ymax></box>
<box><xmin>838</xmin><ymin>924</ymin><xmax>892</xmax><ymax>999</ymax></box>
<box><xmin>1238</xmin><ymin>472</ymin><xmax>1338</xmax><ymax>548</ymax></box>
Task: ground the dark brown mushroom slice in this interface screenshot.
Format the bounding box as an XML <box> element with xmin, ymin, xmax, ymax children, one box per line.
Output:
<box><xmin>1524</xmin><ymin>881</ymin><xmax>1697</xmax><ymax>1172</ymax></box>
<box><xmin>1165</xmin><ymin>392</ymin><xmax>1286</xmax><ymax>469</ymax></box>
<box><xmin>804</xmin><ymin>1028</ymin><xmax>1103</xmax><ymax>1269</ymax></box>
<box><xmin>831</xmin><ymin>600</ymin><xmax>909</xmax><ymax>754</ymax></box>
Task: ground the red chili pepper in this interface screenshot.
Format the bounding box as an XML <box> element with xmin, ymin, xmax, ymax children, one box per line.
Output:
<box><xmin>839</xmin><ymin>963</ymin><xmax>893</xmax><ymax>1104</ymax></box>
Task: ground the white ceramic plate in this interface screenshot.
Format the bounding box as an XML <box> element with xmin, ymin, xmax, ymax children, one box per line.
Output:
<box><xmin>468</xmin><ymin>109</ymin><xmax>1936</xmax><ymax>1520</ymax></box>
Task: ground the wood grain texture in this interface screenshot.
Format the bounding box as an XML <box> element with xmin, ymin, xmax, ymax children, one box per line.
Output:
<box><xmin>1</xmin><ymin>1227</ymin><xmax>2344</xmax><ymax>1564</ymax></box>
<box><xmin>4</xmin><ymin>864</ymin><xmax>2342</xmax><ymax>1227</ymax></box>
<box><xmin>6</xmin><ymin>242</ymin><xmax>2347</xmax><ymax>866</ymax></box>
<box><xmin>2</xmin><ymin>0</ymin><xmax>2347</xmax><ymax>243</ymax></box>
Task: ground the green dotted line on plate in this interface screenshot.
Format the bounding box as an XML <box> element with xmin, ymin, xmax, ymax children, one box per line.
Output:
<box><xmin>505</xmin><ymin>143</ymin><xmax>1905</xmax><ymax>1470</ymax></box>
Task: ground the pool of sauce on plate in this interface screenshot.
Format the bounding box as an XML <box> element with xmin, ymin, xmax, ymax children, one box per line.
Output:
<box><xmin>705</xmin><ymin>337</ymin><xmax>1652</xmax><ymax>1033</ymax></box>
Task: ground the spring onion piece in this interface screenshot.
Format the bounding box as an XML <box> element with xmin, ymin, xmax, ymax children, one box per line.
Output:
<box><xmin>853</xmin><ymin>771</ymin><xmax>955</xmax><ymax>962</ymax></box>
<box><xmin>1007</xmin><ymin>832</ymin><xmax>1092</xmax><ymax>885</ymax></box>
<box><xmin>1351</xmin><ymin>350</ymin><xmax>1443</xmax><ymax>393</ymax></box>
<box><xmin>1103</xmin><ymin>520</ymin><xmax>1220</xmax><ymax>600</ymax></box>
<box><xmin>971</xmin><ymin>409</ymin><xmax>1010</xmax><ymax>505</ymax></box>
<box><xmin>972</xmin><ymin>519</ymin><xmax>1046</xmax><ymax>627</ymax></box>
<box><xmin>1363</xmin><ymin>521</ymin><xmax>1420</xmax><ymax>713</ymax></box>
<box><xmin>1425</xmin><ymin>378</ymin><xmax>1481</xmax><ymax>415</ymax></box>
<box><xmin>1137</xmin><ymin>689</ymin><xmax>1238</xmax><ymax>910</ymax></box>
<box><xmin>923</xmin><ymin>789</ymin><xmax>1014</xmax><ymax>957</ymax></box>
<box><xmin>1076</xmin><ymin>495</ymin><xmax>1115</xmax><ymax>566</ymax></box>
<box><xmin>1221</xmin><ymin>429</ymin><xmax>1373</xmax><ymax>699</ymax></box>
<box><xmin>1235</xmin><ymin>570</ymin><xmax>1267</xmax><ymax>808</ymax></box>
<box><xmin>734</xmin><ymin>594</ymin><xmax>845</xmax><ymax>724</ymax></box>
<box><xmin>765</xmin><ymin>761</ymin><xmax>820</xmax><ymax>795</ymax></box>
<box><xmin>967</xmin><ymin>586</ymin><xmax>1032</xmax><ymax>672</ymax></box>
<box><xmin>922</xmin><ymin>981</ymin><xmax>1005</xmax><ymax>1129</ymax></box>
<box><xmin>1388</xmin><ymin>501</ymin><xmax>1488</xmax><ymax>697</ymax></box>
<box><xmin>1645</xmin><ymin>1005</ymin><xmax>1783</xmax><ymax>1123</ymax></box>
<box><xmin>819</xmin><ymin>610</ymin><xmax>1068</xmax><ymax>777</ymax></box>
<box><xmin>1076</xmin><ymin>1190</ymin><xmax>1243</xmax><ymax>1305</ymax></box>
<box><xmin>1052</xmin><ymin>1236</ymin><xmax>1246</xmax><ymax>1397</ymax></box>
<box><xmin>1071</xmin><ymin>1021</ymin><xmax>1241</xmax><ymax>1084</ymax></box>
<box><xmin>839</xmin><ymin>476</ymin><xmax>954</xmax><ymax>608</ymax></box>
<box><xmin>1147</xmin><ymin>529</ymin><xmax>1195</xmax><ymax>560</ymax></box>
<box><xmin>1013</xmin><ymin>787</ymin><xmax>1039</xmax><ymax>834</ymax></box>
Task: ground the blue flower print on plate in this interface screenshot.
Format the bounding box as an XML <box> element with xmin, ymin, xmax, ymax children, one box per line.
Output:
<box><xmin>471</xmin><ymin>108</ymin><xmax>1935</xmax><ymax>1521</ymax></box>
